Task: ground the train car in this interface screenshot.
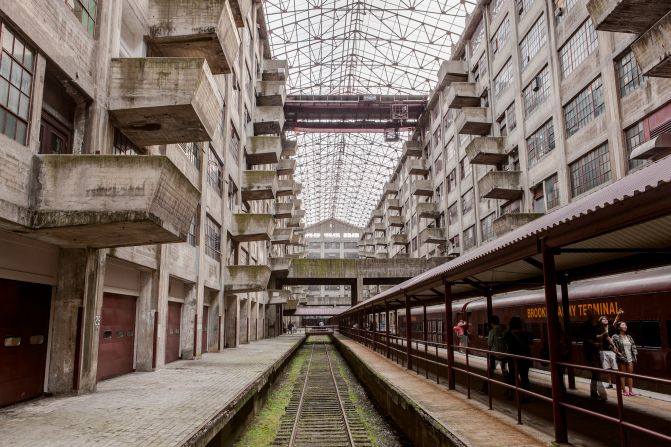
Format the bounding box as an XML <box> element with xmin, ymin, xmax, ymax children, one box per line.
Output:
<box><xmin>397</xmin><ymin>267</ymin><xmax>671</xmax><ymax>383</ymax></box>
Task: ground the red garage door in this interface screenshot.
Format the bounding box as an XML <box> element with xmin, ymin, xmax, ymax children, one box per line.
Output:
<box><xmin>165</xmin><ymin>301</ymin><xmax>182</xmax><ymax>364</ymax></box>
<box><xmin>97</xmin><ymin>293</ymin><xmax>137</xmax><ymax>382</ymax></box>
<box><xmin>0</xmin><ymin>278</ymin><xmax>51</xmax><ymax>407</ymax></box>
<box><xmin>202</xmin><ymin>306</ymin><xmax>209</xmax><ymax>354</ymax></box>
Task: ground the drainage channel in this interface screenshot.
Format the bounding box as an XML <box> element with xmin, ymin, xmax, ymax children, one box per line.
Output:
<box><xmin>231</xmin><ymin>335</ymin><xmax>408</xmax><ymax>447</ymax></box>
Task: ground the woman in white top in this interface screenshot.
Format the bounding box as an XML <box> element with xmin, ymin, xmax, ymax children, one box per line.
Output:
<box><xmin>612</xmin><ymin>322</ymin><xmax>639</xmax><ymax>396</ymax></box>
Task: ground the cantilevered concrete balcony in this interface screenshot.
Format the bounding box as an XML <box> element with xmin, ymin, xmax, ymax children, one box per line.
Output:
<box><xmin>586</xmin><ymin>0</ymin><xmax>671</xmax><ymax>34</ymax></box>
<box><xmin>22</xmin><ymin>155</ymin><xmax>199</xmax><ymax>248</ymax></box>
<box><xmin>364</xmin><ymin>239</ymin><xmax>375</xmax><ymax>248</ymax></box>
<box><xmin>224</xmin><ymin>265</ymin><xmax>271</xmax><ymax>294</ymax></box>
<box><xmin>375</xmin><ymin>249</ymin><xmax>389</xmax><ymax>259</ymax></box>
<box><xmin>277</xmin><ymin>179</ymin><xmax>299</xmax><ymax>197</ymax></box>
<box><xmin>291</xmin><ymin>199</ymin><xmax>303</xmax><ymax>210</ymax></box>
<box><xmin>445</xmin><ymin>82</ymin><xmax>481</xmax><ymax>109</ymax></box>
<box><xmin>632</xmin><ymin>11</ymin><xmax>671</xmax><ymax>77</ymax></box>
<box><xmin>271</xmin><ymin>228</ymin><xmax>293</xmax><ymax>245</ymax></box>
<box><xmin>230</xmin><ymin>213</ymin><xmax>274</xmax><ymax>242</ymax></box>
<box><xmin>389</xmin><ymin>233</ymin><xmax>408</xmax><ymax>246</ymax></box>
<box><xmin>289</xmin><ymin>233</ymin><xmax>304</xmax><ymax>246</ymax></box>
<box><xmin>456</xmin><ymin>107</ymin><xmax>492</xmax><ymax>136</ymax></box>
<box><xmin>228</xmin><ymin>0</ymin><xmax>253</xmax><ymax>27</ymax></box>
<box><xmin>386</xmin><ymin>198</ymin><xmax>402</xmax><ymax>211</ymax></box>
<box><xmin>478</xmin><ymin>171</ymin><xmax>523</xmax><ymax>200</ymax></box>
<box><xmin>417</xmin><ymin>202</ymin><xmax>441</xmax><ymax>220</ymax></box>
<box><xmin>406</xmin><ymin>158</ymin><xmax>430</xmax><ymax>177</ymax></box>
<box><xmin>419</xmin><ymin>227</ymin><xmax>446</xmax><ymax>245</ymax></box>
<box><xmin>373</xmin><ymin>222</ymin><xmax>386</xmax><ymax>232</ymax></box>
<box><xmin>109</xmin><ymin>58</ymin><xmax>219</xmax><ymax>147</ymax></box>
<box><xmin>493</xmin><ymin>213</ymin><xmax>542</xmax><ymax>238</ymax></box>
<box><xmin>263</xmin><ymin>59</ymin><xmax>289</xmax><ymax>82</ymax></box>
<box><xmin>630</xmin><ymin>134</ymin><xmax>671</xmax><ymax>160</ymax></box>
<box><xmin>267</xmin><ymin>289</ymin><xmax>290</xmax><ymax>305</ymax></box>
<box><xmin>246</xmin><ymin>136</ymin><xmax>281</xmax><ymax>165</ymax></box>
<box><xmin>254</xmin><ymin>106</ymin><xmax>285</xmax><ymax>135</ymax></box>
<box><xmin>383</xmin><ymin>180</ymin><xmax>399</xmax><ymax>196</ymax></box>
<box><xmin>257</xmin><ymin>80</ymin><xmax>287</xmax><ymax>106</ymax></box>
<box><xmin>276</xmin><ymin>159</ymin><xmax>296</xmax><ymax>176</ymax></box>
<box><xmin>273</xmin><ymin>201</ymin><xmax>294</xmax><ymax>219</ymax></box>
<box><xmin>401</xmin><ymin>141</ymin><xmax>422</xmax><ymax>161</ymax></box>
<box><xmin>282</xmin><ymin>139</ymin><xmax>297</xmax><ymax>157</ymax></box>
<box><xmin>387</xmin><ymin>215</ymin><xmax>403</xmax><ymax>227</ymax></box>
<box><xmin>436</xmin><ymin>60</ymin><xmax>469</xmax><ymax>90</ymax></box>
<box><xmin>293</xmin><ymin>209</ymin><xmax>306</xmax><ymax>218</ymax></box>
<box><xmin>374</xmin><ymin>237</ymin><xmax>387</xmax><ymax>246</ymax></box>
<box><xmin>372</xmin><ymin>209</ymin><xmax>384</xmax><ymax>220</ymax></box>
<box><xmin>241</xmin><ymin>171</ymin><xmax>277</xmax><ymax>201</ymax></box>
<box><xmin>287</xmin><ymin>217</ymin><xmax>305</xmax><ymax>228</ymax></box>
<box><xmin>146</xmin><ymin>0</ymin><xmax>239</xmax><ymax>74</ymax></box>
<box><xmin>465</xmin><ymin>137</ymin><xmax>508</xmax><ymax>165</ymax></box>
<box><xmin>411</xmin><ymin>179</ymin><xmax>433</xmax><ymax>197</ymax></box>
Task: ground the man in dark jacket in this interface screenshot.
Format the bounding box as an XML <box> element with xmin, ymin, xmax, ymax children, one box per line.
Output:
<box><xmin>579</xmin><ymin>309</ymin><xmax>607</xmax><ymax>400</ymax></box>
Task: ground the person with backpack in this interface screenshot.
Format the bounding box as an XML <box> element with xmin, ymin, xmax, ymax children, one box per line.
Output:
<box><xmin>504</xmin><ymin>316</ymin><xmax>533</xmax><ymax>400</ymax></box>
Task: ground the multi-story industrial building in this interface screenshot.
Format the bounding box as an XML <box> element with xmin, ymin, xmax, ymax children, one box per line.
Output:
<box><xmin>0</xmin><ymin>0</ymin><xmax>306</xmax><ymax>407</ymax></box>
<box><xmin>361</xmin><ymin>0</ymin><xmax>671</xmax><ymax>261</ymax></box>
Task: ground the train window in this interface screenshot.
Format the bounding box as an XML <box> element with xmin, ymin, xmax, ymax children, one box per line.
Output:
<box><xmin>569</xmin><ymin>322</ymin><xmax>583</xmax><ymax>343</ymax></box>
<box><xmin>478</xmin><ymin>323</ymin><xmax>488</xmax><ymax>337</ymax></box>
<box><xmin>29</xmin><ymin>335</ymin><xmax>44</xmax><ymax>345</ymax></box>
<box><xmin>4</xmin><ymin>336</ymin><xmax>20</xmax><ymax>347</ymax></box>
<box><xmin>626</xmin><ymin>320</ymin><xmax>661</xmax><ymax>349</ymax></box>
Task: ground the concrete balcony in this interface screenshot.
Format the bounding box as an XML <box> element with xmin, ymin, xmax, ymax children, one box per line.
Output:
<box><xmin>109</xmin><ymin>58</ymin><xmax>219</xmax><ymax>147</ymax></box>
<box><xmin>273</xmin><ymin>201</ymin><xmax>294</xmax><ymax>219</ymax></box>
<box><xmin>493</xmin><ymin>213</ymin><xmax>543</xmax><ymax>238</ymax></box>
<box><xmin>257</xmin><ymin>80</ymin><xmax>287</xmax><ymax>106</ymax></box>
<box><xmin>465</xmin><ymin>137</ymin><xmax>508</xmax><ymax>165</ymax></box>
<box><xmin>419</xmin><ymin>227</ymin><xmax>446</xmax><ymax>245</ymax></box>
<box><xmin>24</xmin><ymin>155</ymin><xmax>199</xmax><ymax>248</ymax></box>
<box><xmin>282</xmin><ymin>139</ymin><xmax>298</xmax><ymax>157</ymax></box>
<box><xmin>417</xmin><ymin>202</ymin><xmax>441</xmax><ymax>220</ymax></box>
<box><xmin>447</xmin><ymin>243</ymin><xmax>460</xmax><ymax>257</ymax></box>
<box><xmin>586</xmin><ymin>0</ymin><xmax>671</xmax><ymax>34</ymax></box>
<box><xmin>276</xmin><ymin>159</ymin><xmax>296</xmax><ymax>176</ymax></box>
<box><xmin>241</xmin><ymin>171</ymin><xmax>278</xmax><ymax>201</ymax></box>
<box><xmin>146</xmin><ymin>0</ymin><xmax>239</xmax><ymax>74</ymax></box>
<box><xmin>293</xmin><ymin>209</ymin><xmax>306</xmax><ymax>218</ymax></box>
<box><xmin>228</xmin><ymin>0</ymin><xmax>253</xmax><ymax>27</ymax></box>
<box><xmin>411</xmin><ymin>179</ymin><xmax>434</xmax><ymax>197</ymax></box>
<box><xmin>383</xmin><ymin>180</ymin><xmax>399</xmax><ymax>196</ymax></box>
<box><xmin>386</xmin><ymin>198</ymin><xmax>402</xmax><ymax>211</ymax></box>
<box><xmin>375</xmin><ymin>249</ymin><xmax>389</xmax><ymax>259</ymax></box>
<box><xmin>478</xmin><ymin>171</ymin><xmax>523</xmax><ymax>201</ymax></box>
<box><xmin>287</xmin><ymin>217</ymin><xmax>305</xmax><ymax>228</ymax></box>
<box><xmin>632</xmin><ymin>11</ymin><xmax>671</xmax><ymax>77</ymax></box>
<box><xmin>406</xmin><ymin>158</ymin><xmax>430</xmax><ymax>176</ymax></box>
<box><xmin>456</xmin><ymin>107</ymin><xmax>492</xmax><ymax>136</ymax></box>
<box><xmin>289</xmin><ymin>233</ymin><xmax>304</xmax><ymax>246</ymax></box>
<box><xmin>230</xmin><ymin>213</ymin><xmax>274</xmax><ymax>242</ymax></box>
<box><xmin>387</xmin><ymin>215</ymin><xmax>403</xmax><ymax>227</ymax></box>
<box><xmin>291</xmin><ymin>199</ymin><xmax>303</xmax><ymax>209</ymax></box>
<box><xmin>401</xmin><ymin>141</ymin><xmax>422</xmax><ymax>161</ymax></box>
<box><xmin>263</xmin><ymin>59</ymin><xmax>289</xmax><ymax>82</ymax></box>
<box><xmin>630</xmin><ymin>134</ymin><xmax>671</xmax><ymax>160</ymax></box>
<box><xmin>254</xmin><ymin>106</ymin><xmax>285</xmax><ymax>135</ymax></box>
<box><xmin>372</xmin><ymin>209</ymin><xmax>384</xmax><ymax>220</ymax></box>
<box><xmin>445</xmin><ymin>82</ymin><xmax>481</xmax><ymax>109</ymax></box>
<box><xmin>246</xmin><ymin>136</ymin><xmax>281</xmax><ymax>165</ymax></box>
<box><xmin>374</xmin><ymin>237</ymin><xmax>387</xmax><ymax>246</ymax></box>
<box><xmin>271</xmin><ymin>228</ymin><xmax>293</xmax><ymax>245</ymax></box>
<box><xmin>373</xmin><ymin>222</ymin><xmax>386</xmax><ymax>232</ymax></box>
<box><xmin>277</xmin><ymin>179</ymin><xmax>299</xmax><ymax>197</ymax></box>
<box><xmin>436</xmin><ymin>60</ymin><xmax>469</xmax><ymax>90</ymax></box>
<box><xmin>389</xmin><ymin>233</ymin><xmax>408</xmax><ymax>246</ymax></box>
<box><xmin>224</xmin><ymin>265</ymin><xmax>271</xmax><ymax>294</ymax></box>
<box><xmin>268</xmin><ymin>289</ymin><xmax>290</xmax><ymax>305</ymax></box>
<box><xmin>364</xmin><ymin>239</ymin><xmax>375</xmax><ymax>248</ymax></box>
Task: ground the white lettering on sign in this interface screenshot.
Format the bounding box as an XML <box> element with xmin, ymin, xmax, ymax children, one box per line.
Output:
<box><xmin>343</xmin><ymin>232</ymin><xmax>360</xmax><ymax>238</ymax></box>
<box><xmin>305</xmin><ymin>233</ymin><xmax>321</xmax><ymax>238</ymax></box>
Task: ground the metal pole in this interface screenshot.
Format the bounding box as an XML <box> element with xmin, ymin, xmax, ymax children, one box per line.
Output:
<box><xmin>405</xmin><ymin>292</ymin><xmax>412</xmax><ymax>371</ymax></box>
<box><xmin>444</xmin><ymin>277</ymin><xmax>455</xmax><ymax>390</ymax></box>
<box><xmin>541</xmin><ymin>240</ymin><xmax>569</xmax><ymax>444</ymax></box>
<box><xmin>423</xmin><ymin>304</ymin><xmax>428</xmax><ymax>379</ymax></box>
<box><xmin>560</xmin><ymin>276</ymin><xmax>576</xmax><ymax>389</ymax></box>
<box><xmin>385</xmin><ymin>302</ymin><xmax>390</xmax><ymax>358</ymax></box>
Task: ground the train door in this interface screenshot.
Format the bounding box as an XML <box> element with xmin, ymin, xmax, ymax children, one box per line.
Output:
<box><xmin>202</xmin><ymin>305</ymin><xmax>209</xmax><ymax>354</ymax></box>
<box><xmin>97</xmin><ymin>293</ymin><xmax>137</xmax><ymax>382</ymax></box>
<box><xmin>0</xmin><ymin>278</ymin><xmax>51</xmax><ymax>407</ymax></box>
<box><xmin>165</xmin><ymin>301</ymin><xmax>182</xmax><ymax>364</ymax></box>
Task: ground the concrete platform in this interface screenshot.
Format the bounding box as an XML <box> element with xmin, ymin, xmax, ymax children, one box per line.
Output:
<box><xmin>333</xmin><ymin>334</ymin><xmax>550</xmax><ymax>447</ymax></box>
<box><xmin>0</xmin><ymin>335</ymin><xmax>304</xmax><ymax>447</ymax></box>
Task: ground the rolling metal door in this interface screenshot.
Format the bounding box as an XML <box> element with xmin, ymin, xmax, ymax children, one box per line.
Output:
<box><xmin>97</xmin><ymin>293</ymin><xmax>137</xmax><ymax>382</ymax></box>
<box><xmin>0</xmin><ymin>279</ymin><xmax>51</xmax><ymax>407</ymax></box>
<box><xmin>202</xmin><ymin>305</ymin><xmax>209</xmax><ymax>353</ymax></box>
<box><xmin>165</xmin><ymin>301</ymin><xmax>182</xmax><ymax>364</ymax></box>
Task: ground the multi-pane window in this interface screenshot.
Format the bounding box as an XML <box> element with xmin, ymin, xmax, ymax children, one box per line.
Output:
<box><xmin>491</xmin><ymin>16</ymin><xmax>510</xmax><ymax>55</ymax></box>
<box><xmin>447</xmin><ymin>168</ymin><xmax>457</xmax><ymax>193</ymax></box>
<box><xmin>207</xmin><ymin>146</ymin><xmax>224</xmax><ymax>195</ymax></box>
<box><xmin>532</xmin><ymin>183</ymin><xmax>545</xmax><ymax>213</ymax></box>
<box><xmin>67</xmin><ymin>0</ymin><xmax>97</xmax><ymax>36</ymax></box>
<box><xmin>471</xmin><ymin>20</ymin><xmax>485</xmax><ymax>51</ymax></box>
<box><xmin>494</xmin><ymin>59</ymin><xmax>513</xmax><ymax>96</ymax></box>
<box><xmin>501</xmin><ymin>199</ymin><xmax>521</xmax><ymax>215</ymax></box>
<box><xmin>520</xmin><ymin>14</ymin><xmax>547</xmax><ymax>69</ymax></box>
<box><xmin>229</xmin><ymin>125</ymin><xmax>240</xmax><ymax>164</ymax></box>
<box><xmin>448</xmin><ymin>203</ymin><xmax>459</xmax><ymax>226</ymax></box>
<box><xmin>461</xmin><ymin>189</ymin><xmax>474</xmax><ymax>215</ymax></box>
<box><xmin>463</xmin><ymin>225</ymin><xmax>477</xmax><ymax>251</ymax></box>
<box><xmin>518</xmin><ymin>0</ymin><xmax>535</xmax><ymax>17</ymax></box>
<box><xmin>187</xmin><ymin>205</ymin><xmax>200</xmax><ymax>247</ymax></box>
<box><xmin>446</xmin><ymin>137</ymin><xmax>455</xmax><ymax>163</ymax></box>
<box><xmin>490</xmin><ymin>0</ymin><xmax>504</xmax><ymax>19</ymax></box>
<box><xmin>228</xmin><ymin>177</ymin><xmax>238</xmax><ymax>212</ymax></box>
<box><xmin>459</xmin><ymin>157</ymin><xmax>472</xmax><ymax>180</ymax></box>
<box><xmin>544</xmin><ymin>174</ymin><xmax>560</xmax><ymax>210</ymax></box>
<box><xmin>569</xmin><ymin>143</ymin><xmax>611</xmax><ymax>197</ymax></box>
<box><xmin>556</xmin><ymin>0</ymin><xmax>579</xmax><ymax>22</ymax></box>
<box><xmin>205</xmin><ymin>216</ymin><xmax>221</xmax><ymax>259</ymax></box>
<box><xmin>527</xmin><ymin>120</ymin><xmax>556</xmax><ymax>166</ymax></box>
<box><xmin>180</xmin><ymin>142</ymin><xmax>201</xmax><ymax>168</ymax></box>
<box><xmin>624</xmin><ymin>121</ymin><xmax>647</xmax><ymax>170</ymax></box>
<box><xmin>564</xmin><ymin>77</ymin><xmax>605</xmax><ymax>137</ymax></box>
<box><xmin>113</xmin><ymin>130</ymin><xmax>144</xmax><ymax>155</ymax></box>
<box><xmin>522</xmin><ymin>65</ymin><xmax>550</xmax><ymax>117</ymax></box>
<box><xmin>443</xmin><ymin>110</ymin><xmax>454</xmax><ymax>135</ymax></box>
<box><xmin>616</xmin><ymin>50</ymin><xmax>645</xmax><ymax>98</ymax></box>
<box><xmin>558</xmin><ymin>20</ymin><xmax>598</xmax><ymax>79</ymax></box>
<box><xmin>498</xmin><ymin>102</ymin><xmax>517</xmax><ymax>136</ymax></box>
<box><xmin>0</xmin><ymin>24</ymin><xmax>34</xmax><ymax>145</ymax></box>
<box><xmin>476</xmin><ymin>52</ymin><xmax>488</xmax><ymax>80</ymax></box>
<box><xmin>480</xmin><ymin>213</ymin><xmax>495</xmax><ymax>242</ymax></box>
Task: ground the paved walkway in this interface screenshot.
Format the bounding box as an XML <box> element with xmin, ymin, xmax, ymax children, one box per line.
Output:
<box><xmin>337</xmin><ymin>335</ymin><xmax>551</xmax><ymax>447</ymax></box>
<box><xmin>0</xmin><ymin>335</ymin><xmax>304</xmax><ymax>447</ymax></box>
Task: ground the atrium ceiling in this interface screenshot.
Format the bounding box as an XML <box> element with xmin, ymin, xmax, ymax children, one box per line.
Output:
<box><xmin>264</xmin><ymin>0</ymin><xmax>475</xmax><ymax>227</ymax></box>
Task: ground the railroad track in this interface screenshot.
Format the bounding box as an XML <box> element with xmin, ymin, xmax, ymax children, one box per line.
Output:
<box><xmin>273</xmin><ymin>337</ymin><xmax>372</xmax><ymax>447</ymax></box>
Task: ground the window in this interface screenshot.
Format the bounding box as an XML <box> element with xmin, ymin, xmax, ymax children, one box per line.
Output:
<box><xmin>564</xmin><ymin>77</ymin><xmax>605</xmax><ymax>137</ymax></box>
<box><xmin>544</xmin><ymin>173</ymin><xmax>560</xmax><ymax>210</ymax></box>
<box><xmin>498</xmin><ymin>102</ymin><xmax>516</xmax><ymax>136</ymax></box>
<box><xmin>205</xmin><ymin>216</ymin><xmax>221</xmax><ymax>259</ymax></box>
<box><xmin>556</xmin><ymin>0</ymin><xmax>579</xmax><ymax>22</ymax></box>
<box><xmin>411</xmin><ymin>236</ymin><xmax>417</xmax><ymax>252</ymax></box>
<box><xmin>446</xmin><ymin>138</ymin><xmax>455</xmax><ymax>164</ymax></box>
<box><xmin>0</xmin><ymin>24</ymin><xmax>34</xmax><ymax>145</ymax></box>
<box><xmin>308</xmin><ymin>285</ymin><xmax>321</xmax><ymax>291</ymax></box>
<box><xmin>113</xmin><ymin>130</ymin><xmax>144</xmax><ymax>155</ymax></box>
<box><xmin>180</xmin><ymin>142</ymin><xmax>201</xmax><ymax>168</ymax></box>
<box><xmin>67</xmin><ymin>0</ymin><xmax>97</xmax><ymax>36</ymax></box>
<box><xmin>471</xmin><ymin>20</ymin><xmax>485</xmax><ymax>51</ymax></box>
<box><xmin>434</xmin><ymin>154</ymin><xmax>443</xmax><ymax>175</ymax></box>
<box><xmin>207</xmin><ymin>146</ymin><xmax>224</xmax><ymax>195</ymax></box>
<box><xmin>518</xmin><ymin>0</ymin><xmax>535</xmax><ymax>17</ymax></box>
<box><xmin>480</xmin><ymin>213</ymin><xmax>495</xmax><ymax>242</ymax></box>
<box><xmin>463</xmin><ymin>225</ymin><xmax>477</xmax><ymax>251</ymax></box>
<box><xmin>626</xmin><ymin>321</ymin><xmax>661</xmax><ymax>349</ymax></box>
<box><xmin>461</xmin><ymin>189</ymin><xmax>474</xmax><ymax>215</ymax></box>
<box><xmin>624</xmin><ymin>121</ymin><xmax>647</xmax><ymax>171</ymax></box>
<box><xmin>523</xmin><ymin>65</ymin><xmax>550</xmax><ymax>117</ymax></box>
<box><xmin>443</xmin><ymin>110</ymin><xmax>454</xmax><ymax>136</ymax></box>
<box><xmin>558</xmin><ymin>19</ymin><xmax>598</xmax><ymax>79</ymax></box>
<box><xmin>569</xmin><ymin>143</ymin><xmax>611</xmax><ymax>197</ymax></box>
<box><xmin>187</xmin><ymin>205</ymin><xmax>200</xmax><ymax>246</ymax></box>
<box><xmin>491</xmin><ymin>16</ymin><xmax>510</xmax><ymax>55</ymax></box>
<box><xmin>501</xmin><ymin>199</ymin><xmax>521</xmax><ymax>215</ymax></box>
<box><xmin>489</xmin><ymin>0</ymin><xmax>503</xmax><ymax>19</ymax></box>
<box><xmin>343</xmin><ymin>242</ymin><xmax>358</xmax><ymax>249</ymax></box>
<box><xmin>476</xmin><ymin>53</ymin><xmax>488</xmax><ymax>80</ymax></box>
<box><xmin>308</xmin><ymin>242</ymin><xmax>321</xmax><ymax>249</ymax></box>
<box><xmin>447</xmin><ymin>168</ymin><xmax>457</xmax><ymax>193</ymax></box>
<box><xmin>229</xmin><ymin>125</ymin><xmax>240</xmax><ymax>164</ymax></box>
<box><xmin>459</xmin><ymin>157</ymin><xmax>471</xmax><ymax>180</ymax></box>
<box><xmin>616</xmin><ymin>50</ymin><xmax>645</xmax><ymax>98</ymax></box>
<box><xmin>494</xmin><ymin>59</ymin><xmax>513</xmax><ymax>96</ymax></box>
<box><xmin>228</xmin><ymin>177</ymin><xmax>238</xmax><ymax>212</ymax></box>
<box><xmin>532</xmin><ymin>183</ymin><xmax>545</xmax><ymax>213</ymax></box>
<box><xmin>449</xmin><ymin>235</ymin><xmax>460</xmax><ymax>250</ymax></box>
<box><xmin>324</xmin><ymin>242</ymin><xmax>340</xmax><ymax>249</ymax></box>
<box><xmin>520</xmin><ymin>14</ymin><xmax>547</xmax><ymax>69</ymax></box>
<box><xmin>527</xmin><ymin>120</ymin><xmax>555</xmax><ymax>166</ymax></box>
<box><xmin>448</xmin><ymin>203</ymin><xmax>459</xmax><ymax>226</ymax></box>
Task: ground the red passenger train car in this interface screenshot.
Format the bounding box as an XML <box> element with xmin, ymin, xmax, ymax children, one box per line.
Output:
<box><xmin>397</xmin><ymin>268</ymin><xmax>671</xmax><ymax>384</ymax></box>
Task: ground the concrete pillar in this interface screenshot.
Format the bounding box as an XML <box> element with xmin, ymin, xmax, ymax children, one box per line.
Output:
<box><xmin>352</xmin><ymin>275</ymin><xmax>364</xmax><ymax>305</ymax></box>
<box><xmin>239</xmin><ymin>297</ymin><xmax>250</xmax><ymax>344</ymax></box>
<box><xmin>180</xmin><ymin>284</ymin><xmax>197</xmax><ymax>360</ymax></box>
<box><xmin>216</xmin><ymin>289</ymin><xmax>225</xmax><ymax>351</ymax></box>
<box><xmin>224</xmin><ymin>294</ymin><xmax>239</xmax><ymax>348</ymax></box>
<box><xmin>154</xmin><ymin>247</ymin><xmax>170</xmax><ymax>369</ymax></box>
<box><xmin>134</xmin><ymin>271</ymin><xmax>156</xmax><ymax>371</ymax></box>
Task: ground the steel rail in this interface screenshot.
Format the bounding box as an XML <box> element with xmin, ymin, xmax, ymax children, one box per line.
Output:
<box><xmin>324</xmin><ymin>342</ymin><xmax>356</xmax><ymax>446</ymax></box>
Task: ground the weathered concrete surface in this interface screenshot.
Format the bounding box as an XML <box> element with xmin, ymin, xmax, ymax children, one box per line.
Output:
<box><xmin>262</xmin><ymin>59</ymin><xmax>289</xmax><ymax>81</ymax></box>
<box><xmin>241</xmin><ymin>170</ymin><xmax>278</xmax><ymax>201</ymax></box>
<box><xmin>257</xmin><ymin>80</ymin><xmax>287</xmax><ymax>106</ymax></box>
<box><xmin>465</xmin><ymin>136</ymin><xmax>507</xmax><ymax>165</ymax></box>
<box><xmin>632</xmin><ymin>10</ymin><xmax>671</xmax><ymax>78</ymax></box>
<box><xmin>456</xmin><ymin>107</ymin><xmax>492</xmax><ymax>136</ymax></box>
<box><xmin>229</xmin><ymin>213</ymin><xmax>274</xmax><ymax>242</ymax></box>
<box><xmin>224</xmin><ymin>265</ymin><xmax>272</xmax><ymax>293</ymax></box>
<box><xmin>586</xmin><ymin>0</ymin><xmax>671</xmax><ymax>34</ymax></box>
<box><xmin>253</xmin><ymin>105</ymin><xmax>286</xmax><ymax>135</ymax></box>
<box><xmin>445</xmin><ymin>82</ymin><xmax>481</xmax><ymax>109</ymax></box>
<box><xmin>477</xmin><ymin>170</ymin><xmax>523</xmax><ymax>200</ymax></box>
<box><xmin>246</xmin><ymin>136</ymin><xmax>282</xmax><ymax>165</ymax></box>
<box><xmin>493</xmin><ymin>213</ymin><xmax>542</xmax><ymax>238</ymax></box>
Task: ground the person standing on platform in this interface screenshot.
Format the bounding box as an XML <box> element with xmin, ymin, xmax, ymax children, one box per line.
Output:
<box><xmin>504</xmin><ymin>316</ymin><xmax>533</xmax><ymax>400</ymax></box>
<box><xmin>487</xmin><ymin>315</ymin><xmax>508</xmax><ymax>375</ymax></box>
<box><xmin>598</xmin><ymin>315</ymin><xmax>620</xmax><ymax>389</ymax></box>
<box><xmin>580</xmin><ymin>309</ymin><xmax>607</xmax><ymax>400</ymax></box>
<box><xmin>612</xmin><ymin>322</ymin><xmax>638</xmax><ymax>396</ymax></box>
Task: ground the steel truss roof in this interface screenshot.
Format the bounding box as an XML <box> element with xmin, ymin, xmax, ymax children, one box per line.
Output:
<box><xmin>264</xmin><ymin>0</ymin><xmax>474</xmax><ymax>226</ymax></box>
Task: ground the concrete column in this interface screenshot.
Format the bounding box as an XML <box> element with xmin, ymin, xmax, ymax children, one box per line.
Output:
<box><xmin>239</xmin><ymin>297</ymin><xmax>250</xmax><ymax>344</ymax></box>
<box><xmin>134</xmin><ymin>271</ymin><xmax>156</xmax><ymax>371</ymax></box>
<box><xmin>216</xmin><ymin>289</ymin><xmax>225</xmax><ymax>351</ymax></box>
<box><xmin>224</xmin><ymin>294</ymin><xmax>239</xmax><ymax>348</ymax></box>
<box><xmin>180</xmin><ymin>284</ymin><xmax>197</xmax><ymax>360</ymax></box>
<box><xmin>154</xmin><ymin>247</ymin><xmax>170</xmax><ymax>369</ymax></box>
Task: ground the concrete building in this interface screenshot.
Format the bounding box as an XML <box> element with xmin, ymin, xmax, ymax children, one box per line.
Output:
<box><xmin>361</xmin><ymin>0</ymin><xmax>671</xmax><ymax>262</ymax></box>
<box><xmin>0</xmin><ymin>0</ymin><xmax>305</xmax><ymax>407</ymax></box>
